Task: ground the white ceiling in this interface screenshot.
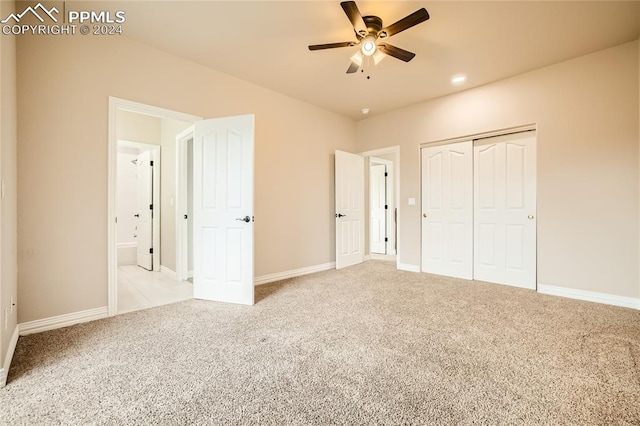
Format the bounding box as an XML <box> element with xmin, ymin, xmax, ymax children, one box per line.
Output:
<box><xmin>105</xmin><ymin>1</ymin><xmax>640</xmax><ymax>120</ymax></box>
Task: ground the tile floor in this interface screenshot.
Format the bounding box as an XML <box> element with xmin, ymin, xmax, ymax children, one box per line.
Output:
<box><xmin>117</xmin><ymin>265</ymin><xmax>193</xmax><ymax>314</ymax></box>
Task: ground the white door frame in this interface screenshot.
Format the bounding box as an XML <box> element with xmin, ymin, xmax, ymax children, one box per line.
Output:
<box><xmin>369</xmin><ymin>157</ymin><xmax>395</xmax><ymax>255</ymax></box>
<box><xmin>175</xmin><ymin>126</ymin><xmax>194</xmax><ymax>282</ymax></box>
<box><xmin>118</xmin><ymin>140</ymin><xmax>161</xmax><ymax>272</ymax></box>
<box><xmin>108</xmin><ymin>97</ymin><xmax>201</xmax><ymax>316</ymax></box>
<box><xmin>359</xmin><ymin>146</ymin><xmax>400</xmax><ymax>267</ymax></box>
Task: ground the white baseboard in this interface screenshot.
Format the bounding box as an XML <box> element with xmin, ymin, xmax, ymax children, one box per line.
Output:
<box><xmin>0</xmin><ymin>325</ymin><xmax>19</xmax><ymax>388</ymax></box>
<box><xmin>255</xmin><ymin>262</ymin><xmax>336</xmax><ymax>286</ymax></box>
<box><xmin>160</xmin><ymin>265</ymin><xmax>176</xmax><ymax>278</ymax></box>
<box><xmin>538</xmin><ymin>283</ymin><xmax>640</xmax><ymax>310</ymax></box>
<box><xmin>364</xmin><ymin>255</ymin><xmax>372</xmax><ymax>261</ymax></box>
<box><xmin>19</xmin><ymin>306</ymin><xmax>109</xmax><ymax>336</ymax></box>
<box><xmin>398</xmin><ymin>263</ymin><xmax>420</xmax><ymax>273</ymax></box>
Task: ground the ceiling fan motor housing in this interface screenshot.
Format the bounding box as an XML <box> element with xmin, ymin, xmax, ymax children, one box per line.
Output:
<box><xmin>362</xmin><ymin>15</ymin><xmax>383</xmax><ymax>37</ymax></box>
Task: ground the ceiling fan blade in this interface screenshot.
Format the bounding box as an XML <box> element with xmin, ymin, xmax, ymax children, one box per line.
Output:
<box><xmin>346</xmin><ymin>61</ymin><xmax>360</xmax><ymax>74</ymax></box>
<box><xmin>381</xmin><ymin>8</ymin><xmax>429</xmax><ymax>37</ymax></box>
<box><xmin>341</xmin><ymin>1</ymin><xmax>367</xmax><ymax>37</ymax></box>
<box><xmin>378</xmin><ymin>43</ymin><xmax>416</xmax><ymax>62</ymax></box>
<box><xmin>308</xmin><ymin>42</ymin><xmax>355</xmax><ymax>51</ymax></box>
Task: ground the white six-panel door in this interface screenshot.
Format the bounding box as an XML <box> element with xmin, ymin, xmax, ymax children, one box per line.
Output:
<box><xmin>474</xmin><ymin>132</ymin><xmax>536</xmax><ymax>289</ymax></box>
<box><xmin>370</xmin><ymin>164</ymin><xmax>387</xmax><ymax>254</ymax></box>
<box><xmin>335</xmin><ymin>150</ymin><xmax>364</xmax><ymax>269</ymax></box>
<box><xmin>136</xmin><ymin>150</ymin><xmax>153</xmax><ymax>271</ymax></box>
<box><xmin>193</xmin><ymin>115</ymin><xmax>254</xmax><ymax>305</ymax></box>
<box><xmin>421</xmin><ymin>141</ymin><xmax>473</xmax><ymax>279</ymax></box>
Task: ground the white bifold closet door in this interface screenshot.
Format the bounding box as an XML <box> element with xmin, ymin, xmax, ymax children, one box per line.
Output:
<box><xmin>474</xmin><ymin>132</ymin><xmax>537</xmax><ymax>289</ymax></box>
<box><xmin>421</xmin><ymin>141</ymin><xmax>473</xmax><ymax>279</ymax></box>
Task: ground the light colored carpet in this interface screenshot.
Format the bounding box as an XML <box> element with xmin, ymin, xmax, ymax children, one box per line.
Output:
<box><xmin>1</xmin><ymin>261</ymin><xmax>639</xmax><ymax>425</ymax></box>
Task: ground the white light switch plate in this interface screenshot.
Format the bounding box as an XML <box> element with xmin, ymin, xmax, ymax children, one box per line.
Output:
<box><xmin>408</xmin><ymin>198</ymin><xmax>416</xmax><ymax>206</ymax></box>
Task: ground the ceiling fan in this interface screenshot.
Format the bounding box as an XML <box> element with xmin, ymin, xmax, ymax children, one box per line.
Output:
<box><xmin>308</xmin><ymin>1</ymin><xmax>430</xmax><ymax>74</ymax></box>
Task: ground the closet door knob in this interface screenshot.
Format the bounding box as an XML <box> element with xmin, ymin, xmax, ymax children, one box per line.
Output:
<box><xmin>528</xmin><ymin>215</ymin><xmax>534</xmax><ymax>220</ymax></box>
<box><xmin>423</xmin><ymin>213</ymin><xmax>427</xmax><ymax>218</ymax></box>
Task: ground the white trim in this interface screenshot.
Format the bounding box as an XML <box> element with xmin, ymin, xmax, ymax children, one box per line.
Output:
<box><xmin>398</xmin><ymin>263</ymin><xmax>420</xmax><ymax>273</ymax></box>
<box><xmin>19</xmin><ymin>307</ymin><xmax>109</xmax><ymax>336</ymax></box>
<box><xmin>358</xmin><ymin>146</ymin><xmax>401</xmax><ymax>269</ymax></box>
<box><xmin>538</xmin><ymin>283</ymin><xmax>640</xmax><ymax>310</ymax></box>
<box><xmin>364</xmin><ymin>255</ymin><xmax>372</xmax><ymax>261</ymax></box>
<box><xmin>359</xmin><ymin>145</ymin><xmax>400</xmax><ymax>158</ymax></box>
<box><xmin>419</xmin><ymin>124</ymin><xmax>537</xmax><ymax>148</ymax></box>
<box><xmin>175</xmin><ymin>126</ymin><xmax>195</xmax><ymax>281</ymax></box>
<box><xmin>108</xmin><ymin>97</ymin><xmax>201</xmax><ymax>316</ymax></box>
<box><xmin>254</xmin><ymin>262</ymin><xmax>336</xmax><ymax>286</ymax></box>
<box><xmin>160</xmin><ymin>265</ymin><xmax>177</xmax><ymax>278</ymax></box>
<box><xmin>0</xmin><ymin>326</ymin><xmax>19</xmax><ymax>388</ymax></box>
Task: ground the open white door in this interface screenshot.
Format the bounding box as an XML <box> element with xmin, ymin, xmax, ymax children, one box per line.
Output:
<box><xmin>421</xmin><ymin>141</ymin><xmax>473</xmax><ymax>279</ymax></box>
<box><xmin>193</xmin><ymin>115</ymin><xmax>254</xmax><ymax>305</ymax></box>
<box><xmin>136</xmin><ymin>150</ymin><xmax>153</xmax><ymax>271</ymax></box>
<box><xmin>335</xmin><ymin>150</ymin><xmax>364</xmax><ymax>269</ymax></box>
<box><xmin>370</xmin><ymin>163</ymin><xmax>387</xmax><ymax>254</ymax></box>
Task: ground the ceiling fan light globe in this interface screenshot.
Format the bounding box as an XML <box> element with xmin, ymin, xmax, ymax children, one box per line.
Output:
<box><xmin>361</xmin><ymin>36</ymin><xmax>377</xmax><ymax>56</ymax></box>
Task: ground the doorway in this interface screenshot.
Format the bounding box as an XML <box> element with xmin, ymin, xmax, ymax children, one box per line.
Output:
<box><xmin>116</xmin><ymin>141</ymin><xmax>160</xmax><ymax>272</ymax></box>
<box><xmin>359</xmin><ymin>146</ymin><xmax>400</xmax><ymax>267</ymax></box>
<box><xmin>369</xmin><ymin>156</ymin><xmax>395</xmax><ymax>256</ymax></box>
<box><xmin>108</xmin><ymin>98</ymin><xmax>201</xmax><ymax>316</ymax></box>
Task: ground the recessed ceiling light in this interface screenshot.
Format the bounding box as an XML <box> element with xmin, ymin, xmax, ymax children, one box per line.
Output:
<box><xmin>361</xmin><ymin>108</ymin><xmax>370</xmax><ymax>115</ymax></box>
<box><xmin>451</xmin><ymin>74</ymin><xmax>467</xmax><ymax>85</ymax></box>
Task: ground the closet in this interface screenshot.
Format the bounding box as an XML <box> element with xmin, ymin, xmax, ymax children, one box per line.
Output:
<box><xmin>421</xmin><ymin>130</ymin><xmax>537</xmax><ymax>289</ymax></box>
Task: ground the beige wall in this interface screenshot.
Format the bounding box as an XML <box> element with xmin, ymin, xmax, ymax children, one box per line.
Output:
<box><xmin>357</xmin><ymin>41</ymin><xmax>639</xmax><ymax>299</ymax></box>
<box><xmin>117</xmin><ymin>110</ymin><xmax>161</xmax><ymax>144</ymax></box>
<box><xmin>1</xmin><ymin>0</ymin><xmax>18</xmax><ymax>380</ymax></box>
<box><xmin>17</xmin><ymin>32</ymin><xmax>356</xmax><ymax>323</ymax></box>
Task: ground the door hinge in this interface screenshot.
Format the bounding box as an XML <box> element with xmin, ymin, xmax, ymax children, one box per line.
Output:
<box><xmin>385</xmin><ymin>172</ymin><xmax>388</xmax><ymax>177</ymax></box>
<box><xmin>149</xmin><ymin>204</ymin><xmax>153</xmax><ymax>210</ymax></box>
<box><xmin>385</xmin><ymin>237</ymin><xmax>388</xmax><ymax>242</ymax></box>
<box><xmin>150</xmin><ymin>160</ymin><xmax>154</xmax><ymax>167</ymax></box>
<box><xmin>149</xmin><ymin>248</ymin><xmax>153</xmax><ymax>254</ymax></box>
<box><xmin>385</xmin><ymin>205</ymin><xmax>388</xmax><ymax>210</ymax></box>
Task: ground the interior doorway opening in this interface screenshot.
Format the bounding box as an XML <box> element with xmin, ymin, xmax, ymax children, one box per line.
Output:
<box><xmin>116</xmin><ymin>141</ymin><xmax>160</xmax><ymax>272</ymax></box>
<box><xmin>359</xmin><ymin>146</ymin><xmax>400</xmax><ymax>267</ymax></box>
<box><xmin>108</xmin><ymin>98</ymin><xmax>201</xmax><ymax>316</ymax></box>
<box><xmin>369</xmin><ymin>156</ymin><xmax>395</xmax><ymax>256</ymax></box>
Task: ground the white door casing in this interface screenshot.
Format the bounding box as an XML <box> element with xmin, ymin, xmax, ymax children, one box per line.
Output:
<box><xmin>193</xmin><ymin>115</ymin><xmax>255</xmax><ymax>305</ymax></box>
<box><xmin>421</xmin><ymin>141</ymin><xmax>473</xmax><ymax>279</ymax></box>
<box><xmin>335</xmin><ymin>150</ymin><xmax>364</xmax><ymax>269</ymax></box>
<box><xmin>136</xmin><ymin>150</ymin><xmax>153</xmax><ymax>271</ymax></box>
<box><xmin>176</xmin><ymin>128</ymin><xmax>193</xmax><ymax>282</ymax></box>
<box><xmin>474</xmin><ymin>132</ymin><xmax>537</xmax><ymax>289</ymax></box>
<box><xmin>370</xmin><ymin>163</ymin><xmax>387</xmax><ymax>254</ymax></box>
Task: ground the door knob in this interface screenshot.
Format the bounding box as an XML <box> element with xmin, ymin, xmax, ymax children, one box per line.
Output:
<box><xmin>134</xmin><ymin>214</ymin><xmax>140</xmax><ymax>218</ymax></box>
<box><xmin>528</xmin><ymin>215</ymin><xmax>534</xmax><ymax>220</ymax></box>
<box><xmin>236</xmin><ymin>216</ymin><xmax>251</xmax><ymax>223</ymax></box>
<box><xmin>336</xmin><ymin>213</ymin><xmax>346</xmax><ymax>218</ymax></box>
<box><xmin>423</xmin><ymin>213</ymin><xmax>427</xmax><ymax>218</ymax></box>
